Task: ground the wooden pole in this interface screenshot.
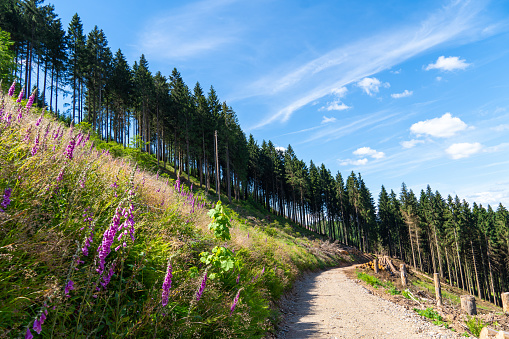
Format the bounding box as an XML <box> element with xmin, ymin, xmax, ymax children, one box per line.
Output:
<box><xmin>461</xmin><ymin>295</ymin><xmax>477</xmax><ymax>315</ymax></box>
<box><xmin>502</xmin><ymin>292</ymin><xmax>509</xmax><ymax>314</ymax></box>
<box><xmin>374</xmin><ymin>258</ymin><xmax>379</xmax><ymax>274</ymax></box>
<box><xmin>400</xmin><ymin>264</ymin><xmax>407</xmax><ymax>286</ymax></box>
<box><xmin>434</xmin><ymin>273</ymin><xmax>443</xmax><ymax>307</ymax></box>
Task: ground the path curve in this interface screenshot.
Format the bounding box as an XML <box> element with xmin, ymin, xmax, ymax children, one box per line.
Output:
<box><xmin>276</xmin><ymin>266</ymin><xmax>464</xmax><ymax>339</ymax></box>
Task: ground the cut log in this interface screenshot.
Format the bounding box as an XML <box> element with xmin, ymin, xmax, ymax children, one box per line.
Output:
<box><xmin>480</xmin><ymin>327</ymin><xmax>499</xmax><ymax>339</ymax></box>
<box><xmin>434</xmin><ymin>273</ymin><xmax>443</xmax><ymax>307</ymax></box>
<box><xmin>460</xmin><ymin>295</ymin><xmax>477</xmax><ymax>315</ymax></box>
<box><xmin>384</xmin><ymin>256</ymin><xmax>398</xmax><ymax>274</ymax></box>
<box><xmin>374</xmin><ymin>258</ymin><xmax>379</xmax><ymax>274</ymax></box>
<box><xmin>502</xmin><ymin>292</ymin><xmax>509</xmax><ymax>314</ymax></box>
<box><xmin>400</xmin><ymin>264</ymin><xmax>407</xmax><ymax>286</ymax></box>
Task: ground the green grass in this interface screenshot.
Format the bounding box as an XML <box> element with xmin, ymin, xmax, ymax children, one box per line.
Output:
<box><xmin>357</xmin><ymin>271</ymin><xmax>384</xmax><ymax>288</ymax></box>
<box><xmin>413</xmin><ymin>307</ymin><xmax>451</xmax><ymax>329</ymax></box>
<box><xmin>0</xmin><ymin>92</ymin><xmax>351</xmax><ymax>338</ymax></box>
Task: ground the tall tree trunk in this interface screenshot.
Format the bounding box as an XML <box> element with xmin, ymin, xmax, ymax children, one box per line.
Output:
<box><xmin>470</xmin><ymin>240</ymin><xmax>482</xmax><ymax>299</ymax></box>
<box><xmin>454</xmin><ymin>228</ymin><xmax>465</xmax><ymax>290</ymax></box>
<box><xmin>226</xmin><ymin>141</ymin><xmax>231</xmax><ymax>203</ymax></box>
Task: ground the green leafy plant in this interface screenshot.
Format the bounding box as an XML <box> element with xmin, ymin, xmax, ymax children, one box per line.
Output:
<box><xmin>199</xmin><ymin>246</ymin><xmax>238</xmax><ymax>280</ymax></box>
<box><xmin>465</xmin><ymin>316</ymin><xmax>486</xmax><ymax>337</ymax></box>
<box><xmin>207</xmin><ymin>201</ymin><xmax>232</xmax><ymax>240</ymax></box>
<box><xmin>413</xmin><ymin>307</ymin><xmax>450</xmax><ymax>328</ymax></box>
<box><xmin>199</xmin><ymin>201</ymin><xmax>240</xmax><ymax>280</ymax></box>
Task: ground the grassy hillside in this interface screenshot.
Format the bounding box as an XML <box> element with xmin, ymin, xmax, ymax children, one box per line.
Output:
<box><xmin>0</xmin><ymin>90</ymin><xmax>351</xmax><ymax>338</ymax></box>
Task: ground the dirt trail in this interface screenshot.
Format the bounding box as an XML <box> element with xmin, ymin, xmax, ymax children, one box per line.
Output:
<box><xmin>276</xmin><ymin>266</ymin><xmax>465</xmax><ymax>339</ymax></box>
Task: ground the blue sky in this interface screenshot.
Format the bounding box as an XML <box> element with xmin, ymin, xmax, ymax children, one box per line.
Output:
<box><xmin>47</xmin><ymin>0</ymin><xmax>509</xmax><ymax>207</ymax></box>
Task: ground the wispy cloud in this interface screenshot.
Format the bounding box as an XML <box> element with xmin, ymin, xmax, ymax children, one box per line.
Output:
<box><xmin>339</xmin><ymin>158</ymin><xmax>369</xmax><ymax>166</ymax></box>
<box><xmin>299</xmin><ymin>109</ymin><xmax>399</xmax><ymax>144</ymax></box>
<box><xmin>401</xmin><ymin>139</ymin><xmax>425</xmax><ymax>149</ymax></box>
<box><xmin>425</xmin><ymin>56</ymin><xmax>470</xmax><ymax>71</ymax></box>
<box><xmin>138</xmin><ymin>0</ymin><xmax>242</xmax><ymax>59</ymax></box>
<box><xmin>391</xmin><ymin>89</ymin><xmax>413</xmax><ymax>99</ymax></box>
<box><xmin>410</xmin><ymin>113</ymin><xmax>468</xmax><ymax>138</ymax></box>
<box><xmin>246</xmin><ymin>0</ymin><xmax>489</xmax><ymax>129</ymax></box>
<box><xmin>357</xmin><ymin>77</ymin><xmax>389</xmax><ymax>96</ymax></box>
<box><xmin>493</xmin><ymin>124</ymin><xmax>509</xmax><ymax>132</ymax></box>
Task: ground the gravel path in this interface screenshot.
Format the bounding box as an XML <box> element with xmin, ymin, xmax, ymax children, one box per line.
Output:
<box><xmin>277</xmin><ymin>267</ymin><xmax>466</xmax><ymax>339</ymax></box>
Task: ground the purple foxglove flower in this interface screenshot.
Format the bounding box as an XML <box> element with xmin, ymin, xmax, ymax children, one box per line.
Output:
<box><xmin>33</xmin><ymin>318</ymin><xmax>42</xmax><ymax>334</ymax></box>
<box><xmin>64</xmin><ymin>137</ymin><xmax>76</xmax><ymax>160</ymax></box>
<box><xmin>101</xmin><ymin>263</ymin><xmax>116</xmax><ymax>289</ymax></box>
<box><xmin>196</xmin><ymin>271</ymin><xmax>208</xmax><ymax>301</ymax></box>
<box><xmin>96</xmin><ymin>206</ymin><xmax>122</xmax><ymax>273</ymax></box>
<box><xmin>8</xmin><ymin>81</ymin><xmax>16</xmax><ymax>97</ymax></box>
<box><xmin>25</xmin><ymin>327</ymin><xmax>33</xmax><ymax>339</ymax></box>
<box><xmin>26</xmin><ymin>90</ymin><xmax>36</xmax><ymax>111</ymax></box>
<box><xmin>30</xmin><ymin>136</ymin><xmax>39</xmax><ymax>156</ymax></box>
<box><xmin>35</xmin><ymin>114</ymin><xmax>43</xmax><ymax>127</ymax></box>
<box><xmin>82</xmin><ymin>232</ymin><xmax>93</xmax><ymax>256</ymax></box>
<box><xmin>56</xmin><ymin>167</ymin><xmax>65</xmax><ymax>182</ymax></box>
<box><xmin>161</xmin><ymin>262</ymin><xmax>172</xmax><ymax>306</ymax></box>
<box><xmin>230</xmin><ymin>289</ymin><xmax>242</xmax><ymax>315</ymax></box>
<box><xmin>16</xmin><ymin>87</ymin><xmax>24</xmax><ymax>103</ymax></box>
<box><xmin>0</xmin><ymin>188</ymin><xmax>12</xmax><ymax>212</ymax></box>
<box><xmin>40</xmin><ymin>312</ymin><xmax>46</xmax><ymax>324</ymax></box>
<box><xmin>64</xmin><ymin>280</ymin><xmax>74</xmax><ymax>295</ymax></box>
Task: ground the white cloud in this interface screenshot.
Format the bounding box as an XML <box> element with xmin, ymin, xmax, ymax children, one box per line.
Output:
<box><xmin>356</xmin><ymin>77</ymin><xmax>389</xmax><ymax>96</ymax></box>
<box><xmin>340</xmin><ymin>158</ymin><xmax>369</xmax><ymax>166</ymax></box>
<box><xmin>321</xmin><ymin>116</ymin><xmax>337</xmax><ymax>124</ymax></box>
<box><xmin>401</xmin><ymin>139</ymin><xmax>425</xmax><ymax>148</ymax></box>
<box><xmin>320</xmin><ymin>86</ymin><xmax>350</xmax><ymax>111</ymax></box>
<box><xmin>410</xmin><ymin>113</ymin><xmax>468</xmax><ymax>138</ymax></box>
<box><xmin>275</xmin><ymin>146</ymin><xmax>286</xmax><ymax>153</ymax></box>
<box><xmin>391</xmin><ymin>89</ymin><xmax>413</xmax><ymax>99</ymax></box>
<box><xmin>436</xmin><ymin>76</ymin><xmax>443</xmax><ymax>81</ymax></box>
<box><xmin>353</xmin><ymin>147</ymin><xmax>385</xmax><ymax>159</ymax></box>
<box><xmin>425</xmin><ymin>56</ymin><xmax>470</xmax><ymax>71</ymax></box>
<box><xmin>445</xmin><ymin>142</ymin><xmax>483</xmax><ymax>159</ymax></box>
<box><xmin>321</xmin><ymin>100</ymin><xmax>351</xmax><ymax>111</ymax></box>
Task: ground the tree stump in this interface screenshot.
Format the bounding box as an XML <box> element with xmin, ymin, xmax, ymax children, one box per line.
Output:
<box><xmin>502</xmin><ymin>292</ymin><xmax>509</xmax><ymax>314</ymax></box>
<box><xmin>374</xmin><ymin>258</ymin><xmax>379</xmax><ymax>274</ymax></box>
<box><xmin>461</xmin><ymin>295</ymin><xmax>477</xmax><ymax>315</ymax></box>
<box><xmin>400</xmin><ymin>264</ymin><xmax>407</xmax><ymax>286</ymax></box>
<box><xmin>480</xmin><ymin>327</ymin><xmax>499</xmax><ymax>339</ymax></box>
<box><xmin>434</xmin><ymin>273</ymin><xmax>443</xmax><ymax>307</ymax></box>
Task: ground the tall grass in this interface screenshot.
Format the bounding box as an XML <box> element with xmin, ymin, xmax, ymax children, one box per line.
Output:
<box><xmin>0</xmin><ymin>87</ymin><xmax>347</xmax><ymax>338</ymax></box>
